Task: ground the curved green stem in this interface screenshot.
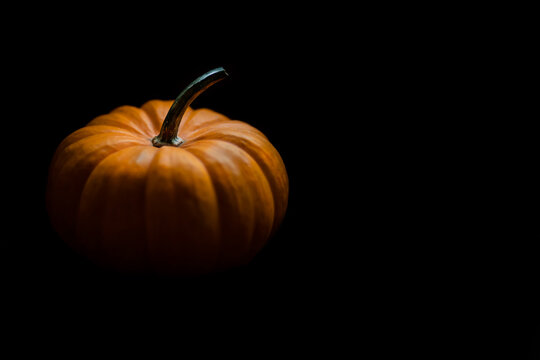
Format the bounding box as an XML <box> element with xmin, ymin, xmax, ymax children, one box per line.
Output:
<box><xmin>152</xmin><ymin>67</ymin><xmax>229</xmax><ymax>147</ymax></box>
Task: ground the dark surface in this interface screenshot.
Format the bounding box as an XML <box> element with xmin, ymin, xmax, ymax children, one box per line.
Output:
<box><xmin>2</xmin><ymin>5</ymin><xmax>537</xmax><ymax>358</ymax></box>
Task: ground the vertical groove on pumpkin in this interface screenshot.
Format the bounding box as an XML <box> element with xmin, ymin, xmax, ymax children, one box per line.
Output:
<box><xmin>88</xmin><ymin>112</ymin><xmax>149</xmax><ymax>137</ymax></box>
<box><xmin>144</xmin><ymin>146</ymin><xmax>221</xmax><ymax>275</ymax></box>
<box><xmin>75</xmin><ymin>146</ymin><xmax>156</xmax><ymax>273</ymax></box>
<box><xmin>185</xmin><ymin>131</ymin><xmax>288</xmax><ymax>237</ymax></box>
<box><xmin>183</xmin><ymin>139</ymin><xmax>274</xmax><ymax>269</ymax></box>
<box><xmin>201</xmin><ymin>138</ymin><xmax>277</xmax><ymax>261</ymax></box>
<box><xmin>111</xmin><ymin>106</ymin><xmax>157</xmax><ymax>138</ymax></box>
<box><xmin>177</xmin><ymin>108</ymin><xmax>230</xmax><ymax>138</ymax></box>
<box><xmin>144</xmin><ymin>149</ymin><xmax>169</xmax><ymax>274</ymax></box>
<box><xmin>49</xmin><ymin>134</ymin><xmax>146</xmax><ymax>246</ymax></box>
<box><xmin>177</xmin><ymin>144</ymin><xmax>227</xmax><ymax>273</ymax></box>
<box><xmin>140</xmin><ymin>100</ymin><xmax>176</xmax><ymax>138</ymax></box>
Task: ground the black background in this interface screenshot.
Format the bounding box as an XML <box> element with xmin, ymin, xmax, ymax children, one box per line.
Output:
<box><xmin>2</xmin><ymin>5</ymin><xmax>538</xmax><ymax>358</ymax></box>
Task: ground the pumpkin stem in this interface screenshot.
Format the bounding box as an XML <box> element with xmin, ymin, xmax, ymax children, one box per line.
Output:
<box><xmin>152</xmin><ymin>67</ymin><xmax>229</xmax><ymax>147</ymax></box>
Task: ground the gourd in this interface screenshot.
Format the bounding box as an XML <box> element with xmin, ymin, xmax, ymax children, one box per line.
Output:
<box><xmin>46</xmin><ymin>68</ymin><xmax>288</xmax><ymax>276</ymax></box>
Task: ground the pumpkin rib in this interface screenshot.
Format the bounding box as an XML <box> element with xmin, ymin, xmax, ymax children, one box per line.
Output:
<box><xmin>50</xmin><ymin>133</ymin><xmax>149</xmax><ymax>184</ymax></box>
<box><xmin>181</xmin><ymin>144</ymin><xmax>249</xmax><ymax>268</ymax></box>
<box><xmin>110</xmin><ymin>105</ymin><xmax>158</xmax><ymax>138</ymax></box>
<box><xmin>76</xmin><ymin>145</ymin><xmax>158</xmax><ymax>272</ymax></box>
<box><xmin>193</xmin><ymin>136</ymin><xmax>280</xmax><ymax>221</ymax></box>
<box><xmin>183</xmin><ymin>139</ymin><xmax>275</xmax><ymax>263</ymax></box>
<box><xmin>51</xmin><ymin>125</ymin><xmax>142</xmax><ymax>166</ymax></box>
<box><xmin>50</xmin><ymin>134</ymin><xmax>148</xmax><ymax>180</ymax></box>
<box><xmin>140</xmin><ymin>100</ymin><xmax>175</xmax><ymax>134</ymax></box>
<box><xmin>184</xmin><ymin>120</ymin><xmax>266</xmax><ymax>142</ymax></box>
<box><xmin>176</xmin><ymin>142</ymin><xmax>233</xmax><ymax>268</ymax></box>
<box><xmin>87</xmin><ymin>112</ymin><xmax>153</xmax><ymax>138</ymax></box>
<box><xmin>144</xmin><ymin>146</ymin><xmax>221</xmax><ymax>274</ymax></box>
<box><xmin>73</xmin><ymin>142</ymin><xmax>154</xmax><ymax>215</ymax></box>
<box><xmin>63</xmin><ymin>131</ymin><xmax>149</xmax><ymax>153</ymax></box>
<box><xmin>178</xmin><ymin>108</ymin><xmax>232</xmax><ymax>136</ymax></box>
<box><xmin>188</xmin><ymin>135</ymin><xmax>288</xmax><ymax>235</ymax></box>
<box><xmin>48</xmin><ymin>138</ymin><xmax>151</xmax><ymax>245</ymax></box>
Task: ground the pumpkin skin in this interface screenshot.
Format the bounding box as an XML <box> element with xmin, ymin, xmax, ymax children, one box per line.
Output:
<box><xmin>46</xmin><ymin>99</ymin><xmax>288</xmax><ymax>276</ymax></box>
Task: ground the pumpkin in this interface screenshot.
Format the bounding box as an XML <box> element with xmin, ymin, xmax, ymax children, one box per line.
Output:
<box><xmin>46</xmin><ymin>67</ymin><xmax>288</xmax><ymax>276</ymax></box>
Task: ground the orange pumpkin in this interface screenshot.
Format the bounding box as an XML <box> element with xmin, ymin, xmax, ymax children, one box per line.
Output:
<box><xmin>46</xmin><ymin>68</ymin><xmax>288</xmax><ymax>276</ymax></box>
